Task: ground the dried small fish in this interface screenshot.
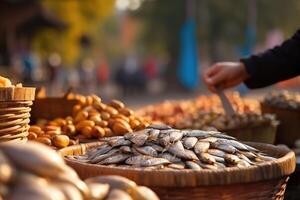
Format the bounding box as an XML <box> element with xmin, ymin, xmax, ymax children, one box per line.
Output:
<box><xmin>209</xmin><ymin>155</ymin><xmax>225</xmax><ymax>163</ymax></box>
<box><xmin>169</xmin><ymin>131</ymin><xmax>184</xmax><ymax>143</ymax></box>
<box><xmin>199</xmin><ymin>137</ymin><xmax>218</xmax><ymax>143</ymax></box>
<box><xmin>216</xmin><ymin>139</ymin><xmax>248</xmax><ymax>151</ymax></box>
<box><xmin>207</xmin><ymin>149</ymin><xmax>226</xmax><ymax>158</ymax></box>
<box><xmin>182</xmin><ymin>137</ymin><xmax>198</xmax><ymax>149</ymax></box>
<box><xmin>224</xmin><ymin>154</ymin><xmax>240</xmax><ymax>165</ymax></box>
<box><xmin>210</xmin><ymin>132</ymin><xmax>236</xmax><ymax>140</ymax></box>
<box><xmin>167</xmin><ymin>141</ymin><xmax>193</xmax><ymax>160</ymax></box>
<box><xmin>257</xmin><ymin>155</ymin><xmax>276</xmax><ymax>162</ymax></box>
<box><xmin>185</xmin><ymin>161</ymin><xmax>202</xmax><ymax>170</ymax></box>
<box><xmin>140</xmin><ymin>157</ymin><xmax>170</xmax><ymax>167</ymax></box>
<box><xmin>133</xmin><ymin>146</ymin><xmax>158</xmax><ymax>157</ymax></box>
<box><xmin>147</xmin><ymin>129</ymin><xmax>160</xmax><ymax>141</ymax></box>
<box><xmin>194</xmin><ymin>141</ymin><xmax>210</xmax><ymax>154</ymax></box>
<box><xmin>91</xmin><ymin>149</ymin><xmax>119</xmax><ymax>164</ymax></box>
<box><xmin>184</xmin><ymin>149</ymin><xmax>199</xmax><ymax>160</ymax></box>
<box><xmin>196</xmin><ymin>161</ymin><xmax>218</xmax><ymax>170</ymax></box>
<box><xmin>119</xmin><ymin>146</ymin><xmax>132</xmax><ymax>154</ymax></box>
<box><xmin>159</xmin><ymin>135</ymin><xmax>171</xmax><ymax>147</ymax></box>
<box><xmin>148</xmin><ymin>124</ymin><xmax>171</xmax><ymax>130</ymax></box>
<box><xmin>99</xmin><ymin>154</ymin><xmax>129</xmax><ymax>165</ymax></box>
<box><xmin>145</xmin><ymin>142</ymin><xmax>164</xmax><ymax>152</ymax></box>
<box><xmin>244</xmin><ymin>144</ymin><xmax>259</xmax><ymax>152</ymax></box>
<box><xmin>88</xmin><ymin>144</ymin><xmax>113</xmax><ymax>160</ymax></box>
<box><xmin>125</xmin><ymin>155</ymin><xmax>151</xmax><ymax>166</ymax></box>
<box><xmin>185</xmin><ymin>130</ymin><xmax>210</xmax><ymax>138</ymax></box>
<box><xmin>160</xmin><ymin>152</ymin><xmax>181</xmax><ymax>163</ymax></box>
<box><xmin>128</xmin><ymin>134</ymin><xmax>148</xmax><ymax>146</ymax></box>
<box><xmin>240</xmin><ymin>151</ymin><xmax>257</xmax><ymax>160</ymax></box>
<box><xmin>212</xmin><ymin>143</ymin><xmax>237</xmax><ymax>154</ymax></box>
<box><xmin>108</xmin><ymin>137</ymin><xmax>131</xmax><ymax>148</ymax></box>
<box><xmin>168</xmin><ymin>163</ymin><xmax>185</xmax><ymax>170</ymax></box>
<box><xmin>198</xmin><ymin>153</ymin><xmax>216</xmax><ymax>164</ymax></box>
<box><xmin>236</xmin><ymin>153</ymin><xmax>254</xmax><ymax>165</ymax></box>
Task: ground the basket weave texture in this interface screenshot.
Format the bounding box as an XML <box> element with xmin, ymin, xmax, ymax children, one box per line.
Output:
<box><xmin>59</xmin><ymin>142</ymin><xmax>295</xmax><ymax>200</ymax></box>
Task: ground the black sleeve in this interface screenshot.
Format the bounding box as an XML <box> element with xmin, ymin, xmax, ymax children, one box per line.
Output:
<box><xmin>240</xmin><ymin>29</ymin><xmax>300</xmax><ymax>88</ymax></box>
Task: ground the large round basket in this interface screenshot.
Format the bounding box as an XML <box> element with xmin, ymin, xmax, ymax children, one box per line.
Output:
<box><xmin>59</xmin><ymin>142</ymin><xmax>296</xmax><ymax>200</ymax></box>
<box><xmin>0</xmin><ymin>87</ymin><xmax>35</xmax><ymax>143</ymax></box>
<box><xmin>261</xmin><ymin>103</ymin><xmax>300</xmax><ymax>147</ymax></box>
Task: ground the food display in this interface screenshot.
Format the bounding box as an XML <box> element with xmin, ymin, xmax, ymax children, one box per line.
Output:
<box><xmin>0</xmin><ymin>141</ymin><xmax>159</xmax><ymax>200</ymax></box>
<box><xmin>263</xmin><ymin>90</ymin><xmax>300</xmax><ymax>110</ymax></box>
<box><xmin>137</xmin><ymin>93</ymin><xmax>277</xmax><ymax>133</ymax></box>
<box><xmin>175</xmin><ymin>112</ymin><xmax>277</xmax><ymax>131</ymax></box>
<box><xmin>0</xmin><ymin>76</ymin><xmax>35</xmax><ymax>143</ymax></box>
<box><xmin>29</xmin><ymin>95</ymin><xmax>149</xmax><ymax>148</ymax></box>
<box><xmin>67</xmin><ymin>125</ymin><xmax>275</xmax><ymax>170</ymax></box>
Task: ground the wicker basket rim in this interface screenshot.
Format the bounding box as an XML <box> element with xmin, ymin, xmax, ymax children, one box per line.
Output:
<box><xmin>0</xmin><ymin>87</ymin><xmax>35</xmax><ymax>101</ymax></box>
<box><xmin>59</xmin><ymin>141</ymin><xmax>296</xmax><ymax>187</ymax></box>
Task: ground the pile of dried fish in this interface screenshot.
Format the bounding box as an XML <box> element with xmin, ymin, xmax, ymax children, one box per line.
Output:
<box><xmin>0</xmin><ymin>141</ymin><xmax>159</xmax><ymax>200</ymax></box>
<box><xmin>263</xmin><ymin>90</ymin><xmax>300</xmax><ymax>110</ymax></box>
<box><xmin>67</xmin><ymin>124</ymin><xmax>276</xmax><ymax>170</ymax></box>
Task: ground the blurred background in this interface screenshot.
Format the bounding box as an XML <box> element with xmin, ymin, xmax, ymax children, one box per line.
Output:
<box><xmin>0</xmin><ymin>0</ymin><xmax>299</xmax><ymax>105</ymax></box>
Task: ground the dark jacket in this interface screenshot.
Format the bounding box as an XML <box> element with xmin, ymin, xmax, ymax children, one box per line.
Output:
<box><xmin>241</xmin><ymin>29</ymin><xmax>300</xmax><ymax>88</ymax></box>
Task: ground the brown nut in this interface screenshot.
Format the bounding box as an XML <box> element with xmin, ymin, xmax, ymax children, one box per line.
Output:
<box><xmin>109</xmin><ymin>99</ymin><xmax>125</xmax><ymax>109</ymax></box>
<box><xmin>94</xmin><ymin>102</ymin><xmax>107</xmax><ymax>111</ymax></box>
<box><xmin>108</xmin><ymin>119</ymin><xmax>115</xmax><ymax>128</ymax></box>
<box><xmin>113</xmin><ymin>114</ymin><xmax>129</xmax><ymax>123</ymax></box>
<box><xmin>28</xmin><ymin>132</ymin><xmax>37</xmax><ymax>140</ymax></box>
<box><xmin>52</xmin><ymin>135</ymin><xmax>70</xmax><ymax>148</ymax></box>
<box><xmin>62</xmin><ymin>124</ymin><xmax>76</xmax><ymax>136</ymax></box>
<box><xmin>81</xmin><ymin>126</ymin><xmax>93</xmax><ymax>138</ymax></box>
<box><xmin>100</xmin><ymin>112</ymin><xmax>110</xmax><ymax>120</ymax></box>
<box><xmin>85</xmin><ymin>96</ymin><xmax>94</xmax><ymax>106</ymax></box>
<box><xmin>91</xmin><ymin>95</ymin><xmax>101</xmax><ymax>104</ymax></box>
<box><xmin>75</xmin><ymin>120</ymin><xmax>95</xmax><ymax>131</ymax></box>
<box><xmin>44</xmin><ymin>125</ymin><xmax>61</xmax><ymax>132</ymax></box>
<box><xmin>104</xmin><ymin>128</ymin><xmax>113</xmax><ymax>137</ymax></box>
<box><xmin>78</xmin><ymin>95</ymin><xmax>86</xmax><ymax>105</ymax></box>
<box><xmin>45</xmin><ymin>130</ymin><xmax>61</xmax><ymax>136</ymax></box>
<box><xmin>29</xmin><ymin>125</ymin><xmax>42</xmax><ymax>133</ymax></box>
<box><xmin>72</xmin><ymin>104</ymin><xmax>82</xmax><ymax>116</ymax></box>
<box><xmin>105</xmin><ymin>106</ymin><xmax>118</xmax><ymax>116</ymax></box>
<box><xmin>92</xmin><ymin>126</ymin><xmax>105</xmax><ymax>138</ymax></box>
<box><xmin>112</xmin><ymin>121</ymin><xmax>132</xmax><ymax>135</ymax></box>
<box><xmin>89</xmin><ymin>115</ymin><xmax>102</xmax><ymax>124</ymax></box>
<box><xmin>129</xmin><ymin>119</ymin><xmax>140</xmax><ymax>129</ymax></box>
<box><xmin>74</xmin><ymin>111</ymin><xmax>89</xmax><ymax>123</ymax></box>
<box><xmin>53</xmin><ymin>118</ymin><xmax>67</xmax><ymax>126</ymax></box>
<box><xmin>97</xmin><ymin>120</ymin><xmax>108</xmax><ymax>127</ymax></box>
<box><xmin>118</xmin><ymin>108</ymin><xmax>133</xmax><ymax>116</ymax></box>
<box><xmin>36</xmin><ymin>137</ymin><xmax>52</xmax><ymax>146</ymax></box>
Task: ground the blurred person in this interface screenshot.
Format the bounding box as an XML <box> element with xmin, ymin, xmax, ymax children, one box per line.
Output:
<box><xmin>203</xmin><ymin>30</ymin><xmax>300</xmax><ymax>91</ymax></box>
<box><xmin>96</xmin><ymin>59</ymin><xmax>110</xmax><ymax>85</ymax></box>
<box><xmin>46</xmin><ymin>53</ymin><xmax>61</xmax><ymax>95</ymax></box>
<box><xmin>143</xmin><ymin>56</ymin><xmax>158</xmax><ymax>81</ymax></box>
<box><xmin>79</xmin><ymin>58</ymin><xmax>96</xmax><ymax>94</ymax></box>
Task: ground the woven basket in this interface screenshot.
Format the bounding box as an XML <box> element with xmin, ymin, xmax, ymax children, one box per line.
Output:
<box><xmin>261</xmin><ymin>103</ymin><xmax>300</xmax><ymax>147</ymax></box>
<box><xmin>59</xmin><ymin>142</ymin><xmax>296</xmax><ymax>200</ymax></box>
<box><xmin>0</xmin><ymin>87</ymin><xmax>35</xmax><ymax>143</ymax></box>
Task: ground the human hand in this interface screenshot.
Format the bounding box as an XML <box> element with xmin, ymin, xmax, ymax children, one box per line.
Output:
<box><xmin>203</xmin><ymin>62</ymin><xmax>249</xmax><ymax>92</ymax></box>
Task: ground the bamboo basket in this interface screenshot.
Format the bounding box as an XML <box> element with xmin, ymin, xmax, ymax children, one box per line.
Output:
<box><xmin>224</xmin><ymin>122</ymin><xmax>278</xmax><ymax>144</ymax></box>
<box><xmin>0</xmin><ymin>87</ymin><xmax>35</xmax><ymax>143</ymax></box>
<box><xmin>59</xmin><ymin>142</ymin><xmax>296</xmax><ymax>200</ymax></box>
<box><xmin>261</xmin><ymin>103</ymin><xmax>300</xmax><ymax>147</ymax></box>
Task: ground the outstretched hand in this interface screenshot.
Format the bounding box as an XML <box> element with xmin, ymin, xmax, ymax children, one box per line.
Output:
<box><xmin>203</xmin><ymin>62</ymin><xmax>250</xmax><ymax>92</ymax></box>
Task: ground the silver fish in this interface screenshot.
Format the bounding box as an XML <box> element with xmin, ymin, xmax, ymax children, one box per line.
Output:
<box><xmin>128</xmin><ymin>134</ymin><xmax>148</xmax><ymax>146</ymax></box>
<box><xmin>168</xmin><ymin>163</ymin><xmax>185</xmax><ymax>170</ymax></box>
<box><xmin>196</xmin><ymin>161</ymin><xmax>218</xmax><ymax>170</ymax></box>
<box><xmin>182</xmin><ymin>137</ymin><xmax>198</xmax><ymax>149</ymax></box>
<box><xmin>160</xmin><ymin>152</ymin><xmax>181</xmax><ymax>163</ymax></box>
<box><xmin>88</xmin><ymin>145</ymin><xmax>113</xmax><ymax>160</ymax></box>
<box><xmin>240</xmin><ymin>151</ymin><xmax>257</xmax><ymax>160</ymax></box>
<box><xmin>257</xmin><ymin>154</ymin><xmax>276</xmax><ymax>162</ymax></box>
<box><xmin>125</xmin><ymin>155</ymin><xmax>151</xmax><ymax>166</ymax></box>
<box><xmin>210</xmin><ymin>132</ymin><xmax>236</xmax><ymax>140</ymax></box>
<box><xmin>108</xmin><ymin>137</ymin><xmax>131</xmax><ymax>148</ymax></box>
<box><xmin>199</xmin><ymin>137</ymin><xmax>218</xmax><ymax>143</ymax></box>
<box><xmin>169</xmin><ymin>131</ymin><xmax>184</xmax><ymax>143</ymax></box>
<box><xmin>133</xmin><ymin>146</ymin><xmax>158</xmax><ymax>157</ymax></box>
<box><xmin>236</xmin><ymin>153</ymin><xmax>255</xmax><ymax>165</ymax></box>
<box><xmin>198</xmin><ymin>153</ymin><xmax>216</xmax><ymax>164</ymax></box>
<box><xmin>124</xmin><ymin>129</ymin><xmax>150</xmax><ymax>139</ymax></box>
<box><xmin>194</xmin><ymin>141</ymin><xmax>210</xmax><ymax>154</ymax></box>
<box><xmin>185</xmin><ymin>130</ymin><xmax>210</xmax><ymax>138</ymax></box>
<box><xmin>209</xmin><ymin>155</ymin><xmax>225</xmax><ymax>163</ymax></box>
<box><xmin>185</xmin><ymin>161</ymin><xmax>202</xmax><ymax>170</ymax></box>
<box><xmin>99</xmin><ymin>154</ymin><xmax>129</xmax><ymax>165</ymax></box>
<box><xmin>185</xmin><ymin>149</ymin><xmax>199</xmax><ymax>160</ymax></box>
<box><xmin>140</xmin><ymin>157</ymin><xmax>170</xmax><ymax>167</ymax></box>
<box><xmin>148</xmin><ymin>124</ymin><xmax>171</xmax><ymax>130</ymax></box>
<box><xmin>212</xmin><ymin>143</ymin><xmax>237</xmax><ymax>154</ymax></box>
<box><xmin>207</xmin><ymin>149</ymin><xmax>226</xmax><ymax>158</ymax></box>
<box><xmin>159</xmin><ymin>135</ymin><xmax>171</xmax><ymax>147</ymax></box>
<box><xmin>145</xmin><ymin>142</ymin><xmax>165</xmax><ymax>152</ymax></box>
<box><xmin>224</xmin><ymin>154</ymin><xmax>240</xmax><ymax>165</ymax></box>
<box><xmin>216</xmin><ymin>139</ymin><xmax>248</xmax><ymax>151</ymax></box>
<box><xmin>244</xmin><ymin>144</ymin><xmax>259</xmax><ymax>152</ymax></box>
<box><xmin>237</xmin><ymin>160</ymin><xmax>251</xmax><ymax>167</ymax></box>
<box><xmin>119</xmin><ymin>146</ymin><xmax>132</xmax><ymax>154</ymax></box>
<box><xmin>147</xmin><ymin>129</ymin><xmax>160</xmax><ymax>141</ymax></box>
<box><xmin>167</xmin><ymin>141</ymin><xmax>193</xmax><ymax>160</ymax></box>
<box><xmin>91</xmin><ymin>149</ymin><xmax>119</xmax><ymax>164</ymax></box>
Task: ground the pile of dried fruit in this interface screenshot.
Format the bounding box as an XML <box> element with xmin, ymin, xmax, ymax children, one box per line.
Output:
<box><xmin>29</xmin><ymin>95</ymin><xmax>149</xmax><ymax>148</ymax></box>
<box><xmin>67</xmin><ymin>124</ymin><xmax>275</xmax><ymax>170</ymax></box>
<box><xmin>0</xmin><ymin>141</ymin><xmax>159</xmax><ymax>200</ymax></box>
<box><xmin>263</xmin><ymin>90</ymin><xmax>300</xmax><ymax>110</ymax></box>
<box><xmin>175</xmin><ymin>112</ymin><xmax>277</xmax><ymax>131</ymax></box>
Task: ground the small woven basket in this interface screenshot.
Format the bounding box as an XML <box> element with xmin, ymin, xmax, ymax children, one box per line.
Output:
<box><xmin>59</xmin><ymin>142</ymin><xmax>296</xmax><ymax>200</ymax></box>
<box><xmin>261</xmin><ymin>103</ymin><xmax>300</xmax><ymax>147</ymax></box>
<box><xmin>0</xmin><ymin>87</ymin><xmax>35</xmax><ymax>143</ymax></box>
